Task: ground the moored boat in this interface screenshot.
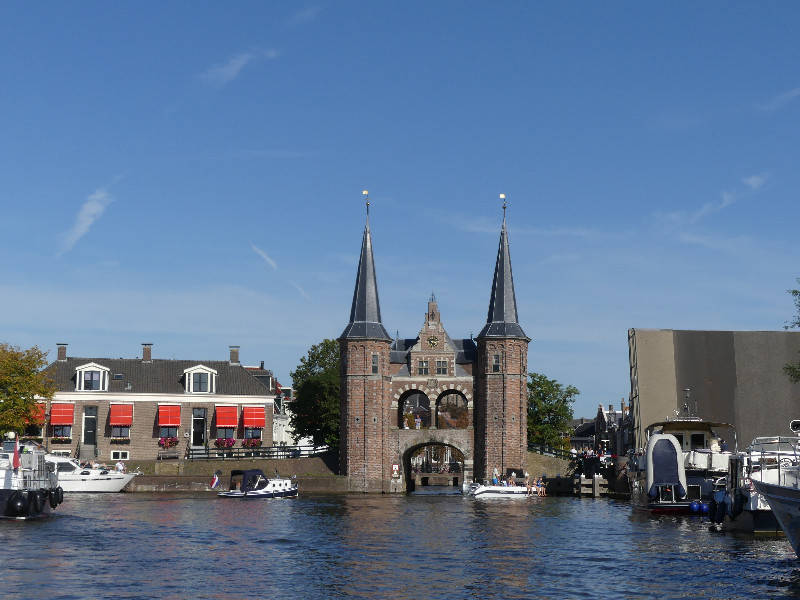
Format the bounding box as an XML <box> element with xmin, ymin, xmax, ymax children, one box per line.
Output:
<box><xmin>217</xmin><ymin>469</ymin><xmax>298</xmax><ymax>498</ymax></box>
<box><xmin>751</xmin><ymin>471</ymin><xmax>800</xmax><ymax>557</ymax></box>
<box><xmin>723</xmin><ymin>436</ymin><xmax>799</xmax><ymax>533</ymax></box>
<box><xmin>628</xmin><ymin>416</ymin><xmax>735</xmax><ymax>513</ymax></box>
<box><xmin>465</xmin><ymin>482</ymin><xmax>530</xmax><ymax>498</ymax></box>
<box><xmin>1</xmin><ymin>432</ymin><xmax>64</xmax><ymax>519</ymax></box>
<box><xmin>45</xmin><ymin>454</ymin><xmax>138</xmax><ymax>493</ymax></box>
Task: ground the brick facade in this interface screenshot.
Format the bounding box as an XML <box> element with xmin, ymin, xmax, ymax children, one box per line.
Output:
<box><xmin>39</xmin><ymin>346</ymin><xmax>276</xmax><ymax>462</ymax></box>
<box><xmin>38</xmin><ymin>398</ymin><xmax>275</xmax><ymax>462</ymax></box>
<box><xmin>340</xmin><ymin>211</ymin><xmax>530</xmax><ymax>492</ymax></box>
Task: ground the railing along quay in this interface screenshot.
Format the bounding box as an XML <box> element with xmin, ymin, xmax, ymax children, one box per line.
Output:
<box><xmin>527</xmin><ymin>443</ymin><xmax>572</xmax><ymax>460</ymax></box>
<box><xmin>163</xmin><ymin>445</ymin><xmax>329</xmax><ymax>461</ymax></box>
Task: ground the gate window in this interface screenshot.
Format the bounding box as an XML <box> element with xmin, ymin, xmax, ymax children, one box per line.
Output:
<box><xmin>399</xmin><ymin>391</ymin><xmax>430</xmax><ymax>429</ymax></box>
<box><xmin>436</xmin><ymin>392</ymin><xmax>469</xmax><ymax>429</ymax></box>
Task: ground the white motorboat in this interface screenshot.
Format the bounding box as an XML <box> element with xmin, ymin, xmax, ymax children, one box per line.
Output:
<box><xmin>45</xmin><ymin>454</ymin><xmax>137</xmax><ymax>493</ymax></box>
<box><xmin>627</xmin><ymin>416</ymin><xmax>735</xmax><ymax>513</ymax></box>
<box><xmin>1</xmin><ymin>433</ymin><xmax>64</xmax><ymax>519</ymax></box>
<box><xmin>751</xmin><ymin>470</ymin><xmax>800</xmax><ymax>557</ymax></box>
<box><xmin>724</xmin><ymin>436</ymin><xmax>799</xmax><ymax>533</ymax></box>
<box><xmin>217</xmin><ymin>469</ymin><xmax>298</xmax><ymax>499</ymax></box>
<box><xmin>465</xmin><ymin>482</ymin><xmax>530</xmax><ymax>498</ymax></box>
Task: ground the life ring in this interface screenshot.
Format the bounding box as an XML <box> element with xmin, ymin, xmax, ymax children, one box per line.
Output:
<box><xmin>56</xmin><ymin>486</ymin><xmax>64</xmax><ymax>504</ymax></box>
<box><xmin>49</xmin><ymin>489</ymin><xmax>59</xmax><ymax>509</ymax></box>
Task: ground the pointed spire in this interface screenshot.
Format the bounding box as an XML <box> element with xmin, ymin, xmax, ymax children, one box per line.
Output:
<box><xmin>340</xmin><ymin>193</ymin><xmax>391</xmax><ymax>341</ymax></box>
<box><xmin>477</xmin><ymin>195</ymin><xmax>528</xmax><ymax>340</ymax></box>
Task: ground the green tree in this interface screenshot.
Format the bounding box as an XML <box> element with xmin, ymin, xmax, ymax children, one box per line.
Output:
<box><xmin>785</xmin><ymin>279</ymin><xmax>800</xmax><ymax>383</ymax></box>
<box><xmin>0</xmin><ymin>344</ymin><xmax>55</xmax><ymax>435</ymax></box>
<box><xmin>290</xmin><ymin>338</ymin><xmax>340</xmax><ymax>390</ymax></box>
<box><xmin>527</xmin><ymin>372</ymin><xmax>579</xmax><ymax>449</ymax></box>
<box><xmin>289</xmin><ymin>339</ymin><xmax>340</xmax><ymax>448</ymax></box>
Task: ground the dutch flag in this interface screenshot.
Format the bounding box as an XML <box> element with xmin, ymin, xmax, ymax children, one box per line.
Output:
<box><xmin>210</xmin><ymin>470</ymin><xmax>221</xmax><ymax>489</ymax></box>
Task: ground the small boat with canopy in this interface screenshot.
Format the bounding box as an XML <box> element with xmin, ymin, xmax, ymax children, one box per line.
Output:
<box><xmin>216</xmin><ymin>469</ymin><xmax>298</xmax><ymax>499</ymax></box>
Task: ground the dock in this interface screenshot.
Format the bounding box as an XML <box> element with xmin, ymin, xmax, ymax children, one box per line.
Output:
<box><xmin>575</xmin><ymin>475</ymin><xmax>609</xmax><ymax>497</ymax></box>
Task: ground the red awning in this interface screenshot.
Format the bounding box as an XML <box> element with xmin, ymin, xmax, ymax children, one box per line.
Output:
<box><xmin>109</xmin><ymin>404</ymin><xmax>133</xmax><ymax>426</ymax></box>
<box><xmin>158</xmin><ymin>405</ymin><xmax>181</xmax><ymax>427</ymax></box>
<box><xmin>215</xmin><ymin>406</ymin><xmax>238</xmax><ymax>428</ymax></box>
<box><xmin>50</xmin><ymin>403</ymin><xmax>75</xmax><ymax>425</ymax></box>
<box><xmin>243</xmin><ymin>406</ymin><xmax>265</xmax><ymax>428</ymax></box>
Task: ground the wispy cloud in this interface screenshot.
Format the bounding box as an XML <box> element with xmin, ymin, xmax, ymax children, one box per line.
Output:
<box><xmin>200</xmin><ymin>49</ymin><xmax>279</xmax><ymax>87</ymax></box>
<box><xmin>286</xmin><ymin>6</ymin><xmax>321</xmax><ymax>26</ymax></box>
<box><xmin>757</xmin><ymin>87</ymin><xmax>800</xmax><ymax>112</ymax></box>
<box><xmin>655</xmin><ymin>190</ymin><xmax>738</xmax><ymax>229</ymax></box>
<box><xmin>452</xmin><ymin>215</ymin><xmax>615</xmax><ymax>239</ymax></box>
<box><xmin>677</xmin><ymin>232</ymin><xmax>753</xmax><ymax>254</ymax></box>
<box><xmin>251</xmin><ymin>243</ymin><xmax>277</xmax><ymax>270</ymax></box>
<box><xmin>289</xmin><ymin>280</ymin><xmax>310</xmax><ymax>300</ymax></box>
<box><xmin>742</xmin><ymin>174</ymin><xmax>767</xmax><ymax>190</ymax></box>
<box><xmin>58</xmin><ymin>188</ymin><xmax>113</xmax><ymax>256</ymax></box>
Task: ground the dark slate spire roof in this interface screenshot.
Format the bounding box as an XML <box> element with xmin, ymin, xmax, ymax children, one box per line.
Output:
<box><xmin>340</xmin><ymin>218</ymin><xmax>391</xmax><ymax>341</ymax></box>
<box><xmin>477</xmin><ymin>213</ymin><xmax>529</xmax><ymax>340</ymax></box>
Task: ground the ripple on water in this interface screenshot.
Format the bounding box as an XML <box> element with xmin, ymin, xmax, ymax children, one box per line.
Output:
<box><xmin>1</xmin><ymin>493</ymin><xmax>799</xmax><ymax>599</ymax></box>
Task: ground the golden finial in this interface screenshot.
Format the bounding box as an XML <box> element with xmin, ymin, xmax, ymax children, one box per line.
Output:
<box><xmin>499</xmin><ymin>193</ymin><xmax>507</xmax><ymax>221</ymax></box>
<box><xmin>362</xmin><ymin>189</ymin><xmax>369</xmax><ymax>218</ymax></box>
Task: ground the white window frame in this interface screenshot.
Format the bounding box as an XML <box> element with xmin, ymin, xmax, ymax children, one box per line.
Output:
<box><xmin>183</xmin><ymin>365</ymin><xmax>218</xmax><ymax>394</ymax></box>
<box><xmin>74</xmin><ymin>362</ymin><xmax>111</xmax><ymax>392</ymax></box>
<box><xmin>110</xmin><ymin>450</ymin><xmax>130</xmax><ymax>461</ymax></box>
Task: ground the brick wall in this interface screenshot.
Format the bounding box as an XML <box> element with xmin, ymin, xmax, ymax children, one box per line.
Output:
<box><xmin>42</xmin><ymin>399</ymin><xmax>274</xmax><ymax>462</ymax></box>
<box><xmin>339</xmin><ymin>338</ymin><xmax>392</xmax><ymax>492</ymax></box>
<box><xmin>474</xmin><ymin>338</ymin><xmax>529</xmax><ymax>480</ymax></box>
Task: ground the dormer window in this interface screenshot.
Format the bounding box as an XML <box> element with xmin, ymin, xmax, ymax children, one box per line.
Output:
<box><xmin>75</xmin><ymin>363</ymin><xmax>110</xmax><ymax>392</ymax></box>
<box><xmin>194</xmin><ymin>372</ymin><xmax>209</xmax><ymax>392</ymax></box>
<box><xmin>184</xmin><ymin>365</ymin><xmax>218</xmax><ymax>394</ymax></box>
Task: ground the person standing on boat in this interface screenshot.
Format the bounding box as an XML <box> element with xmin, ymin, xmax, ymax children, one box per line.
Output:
<box><xmin>115</xmin><ymin>460</ymin><xmax>125</xmax><ymax>473</ymax></box>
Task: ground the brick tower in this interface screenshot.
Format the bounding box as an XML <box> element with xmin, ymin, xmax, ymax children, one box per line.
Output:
<box><xmin>474</xmin><ymin>205</ymin><xmax>530</xmax><ymax>481</ymax></box>
<box><xmin>339</xmin><ymin>199</ymin><xmax>392</xmax><ymax>492</ymax></box>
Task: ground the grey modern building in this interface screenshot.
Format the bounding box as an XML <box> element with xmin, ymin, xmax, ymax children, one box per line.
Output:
<box><xmin>628</xmin><ymin>328</ymin><xmax>800</xmax><ymax>449</ymax></box>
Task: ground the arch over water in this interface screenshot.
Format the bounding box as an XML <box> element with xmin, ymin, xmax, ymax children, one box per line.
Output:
<box><xmin>397</xmin><ymin>429</ymin><xmax>474</xmax><ymax>493</ymax></box>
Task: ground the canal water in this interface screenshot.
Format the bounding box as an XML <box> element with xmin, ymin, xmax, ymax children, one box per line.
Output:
<box><xmin>2</xmin><ymin>493</ymin><xmax>800</xmax><ymax>599</ymax></box>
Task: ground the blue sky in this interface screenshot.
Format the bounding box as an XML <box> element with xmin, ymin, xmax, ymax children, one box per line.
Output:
<box><xmin>1</xmin><ymin>4</ymin><xmax>799</xmax><ymax>417</ymax></box>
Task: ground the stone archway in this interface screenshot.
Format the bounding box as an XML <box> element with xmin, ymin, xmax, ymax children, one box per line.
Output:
<box><xmin>397</xmin><ymin>429</ymin><xmax>474</xmax><ymax>493</ymax></box>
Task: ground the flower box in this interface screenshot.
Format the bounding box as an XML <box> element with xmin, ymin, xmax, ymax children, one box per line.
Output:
<box><xmin>242</xmin><ymin>439</ymin><xmax>263</xmax><ymax>448</ymax></box>
<box><xmin>51</xmin><ymin>437</ymin><xmax>72</xmax><ymax>444</ymax></box>
<box><xmin>158</xmin><ymin>436</ymin><xmax>179</xmax><ymax>448</ymax></box>
<box><xmin>110</xmin><ymin>438</ymin><xmax>130</xmax><ymax>444</ymax></box>
<box><xmin>214</xmin><ymin>438</ymin><xmax>236</xmax><ymax>449</ymax></box>
<box><xmin>21</xmin><ymin>436</ymin><xmax>44</xmax><ymax>443</ymax></box>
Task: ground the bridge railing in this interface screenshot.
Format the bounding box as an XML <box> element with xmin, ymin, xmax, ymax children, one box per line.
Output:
<box><xmin>184</xmin><ymin>445</ymin><xmax>329</xmax><ymax>461</ymax></box>
<box><xmin>527</xmin><ymin>443</ymin><xmax>572</xmax><ymax>461</ymax></box>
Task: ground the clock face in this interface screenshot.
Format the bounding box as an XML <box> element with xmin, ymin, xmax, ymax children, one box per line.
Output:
<box><xmin>428</xmin><ymin>336</ymin><xmax>439</xmax><ymax>348</ymax></box>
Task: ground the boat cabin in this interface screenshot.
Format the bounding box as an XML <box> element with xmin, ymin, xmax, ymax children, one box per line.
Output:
<box><xmin>227</xmin><ymin>469</ymin><xmax>270</xmax><ymax>493</ymax></box>
<box><xmin>647</xmin><ymin>419</ymin><xmax>736</xmax><ymax>454</ymax></box>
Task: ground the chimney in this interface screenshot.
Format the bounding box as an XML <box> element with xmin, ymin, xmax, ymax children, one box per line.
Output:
<box><xmin>260</xmin><ymin>360</ymin><xmax>265</xmax><ymax>369</ymax></box>
<box><xmin>229</xmin><ymin>345</ymin><xmax>240</xmax><ymax>365</ymax></box>
<box><xmin>142</xmin><ymin>343</ymin><xmax>153</xmax><ymax>363</ymax></box>
<box><xmin>57</xmin><ymin>343</ymin><xmax>68</xmax><ymax>362</ymax></box>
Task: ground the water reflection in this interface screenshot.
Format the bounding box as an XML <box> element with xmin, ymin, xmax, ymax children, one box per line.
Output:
<box><xmin>1</xmin><ymin>494</ymin><xmax>800</xmax><ymax>599</ymax></box>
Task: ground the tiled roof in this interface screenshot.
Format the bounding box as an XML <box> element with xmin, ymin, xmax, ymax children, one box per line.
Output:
<box><xmin>477</xmin><ymin>217</ymin><xmax>529</xmax><ymax>340</ymax></box>
<box><xmin>389</xmin><ymin>337</ymin><xmax>476</xmax><ymax>365</ymax></box>
<box><xmin>45</xmin><ymin>357</ymin><xmax>271</xmax><ymax>396</ymax></box>
<box><xmin>341</xmin><ymin>221</ymin><xmax>391</xmax><ymax>341</ymax></box>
